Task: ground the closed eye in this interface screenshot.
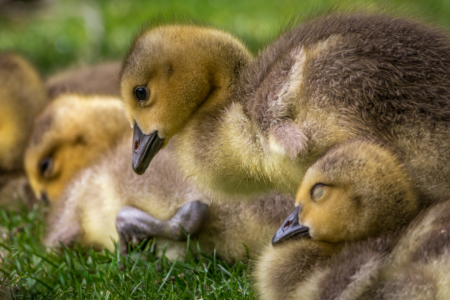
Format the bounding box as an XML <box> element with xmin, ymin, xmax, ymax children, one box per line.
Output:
<box><xmin>310</xmin><ymin>183</ymin><xmax>327</xmax><ymax>201</ymax></box>
<box><xmin>39</xmin><ymin>157</ymin><xmax>53</xmax><ymax>178</ymax></box>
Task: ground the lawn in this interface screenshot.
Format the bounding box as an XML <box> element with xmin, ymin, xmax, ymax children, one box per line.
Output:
<box><xmin>0</xmin><ymin>202</ymin><xmax>254</xmax><ymax>299</ymax></box>
<box><xmin>2</xmin><ymin>0</ymin><xmax>450</xmax><ymax>75</ymax></box>
<box><xmin>2</xmin><ymin>0</ymin><xmax>450</xmax><ymax>298</ymax></box>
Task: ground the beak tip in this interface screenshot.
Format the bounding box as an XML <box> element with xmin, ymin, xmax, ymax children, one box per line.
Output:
<box><xmin>271</xmin><ymin>234</ymin><xmax>281</xmax><ymax>246</ymax></box>
<box><xmin>132</xmin><ymin>163</ymin><xmax>145</xmax><ymax>175</ymax></box>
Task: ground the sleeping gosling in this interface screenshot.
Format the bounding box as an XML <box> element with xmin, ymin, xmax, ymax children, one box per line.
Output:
<box><xmin>255</xmin><ymin>140</ymin><xmax>418</xmax><ymax>300</ymax></box>
<box><xmin>25</xmin><ymin>94</ymin><xmax>130</xmax><ymax>204</ymax></box>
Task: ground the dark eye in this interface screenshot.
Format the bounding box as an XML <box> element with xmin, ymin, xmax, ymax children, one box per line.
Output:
<box><xmin>310</xmin><ymin>183</ymin><xmax>326</xmax><ymax>200</ymax></box>
<box><xmin>133</xmin><ymin>86</ymin><xmax>149</xmax><ymax>102</ymax></box>
<box><xmin>39</xmin><ymin>157</ymin><xmax>53</xmax><ymax>178</ymax></box>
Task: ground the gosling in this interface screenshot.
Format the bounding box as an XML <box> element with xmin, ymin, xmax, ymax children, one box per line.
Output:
<box><xmin>121</xmin><ymin>13</ymin><xmax>450</xmax><ymax>207</ymax></box>
<box><xmin>25</xmin><ymin>94</ymin><xmax>130</xmax><ymax>204</ymax></box>
<box><xmin>0</xmin><ymin>52</ymin><xmax>48</xmax><ymax>209</ymax></box>
<box><xmin>255</xmin><ymin>140</ymin><xmax>418</xmax><ymax>300</ymax></box>
<box><xmin>0</xmin><ymin>52</ymin><xmax>48</xmax><ymax>173</ymax></box>
<box><xmin>45</xmin><ymin>134</ymin><xmax>294</xmax><ymax>264</ymax></box>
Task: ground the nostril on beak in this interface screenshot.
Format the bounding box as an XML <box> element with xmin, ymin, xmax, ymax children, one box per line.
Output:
<box><xmin>134</xmin><ymin>140</ymin><xmax>139</xmax><ymax>152</ymax></box>
<box><xmin>283</xmin><ymin>220</ymin><xmax>292</xmax><ymax>230</ymax></box>
<box><xmin>272</xmin><ymin>205</ymin><xmax>309</xmax><ymax>246</ymax></box>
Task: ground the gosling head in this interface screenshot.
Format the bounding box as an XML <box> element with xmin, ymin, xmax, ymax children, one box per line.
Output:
<box><xmin>120</xmin><ymin>24</ymin><xmax>251</xmax><ymax>174</ymax></box>
<box><xmin>25</xmin><ymin>94</ymin><xmax>130</xmax><ymax>204</ymax></box>
<box><xmin>273</xmin><ymin>141</ymin><xmax>419</xmax><ymax>245</ymax></box>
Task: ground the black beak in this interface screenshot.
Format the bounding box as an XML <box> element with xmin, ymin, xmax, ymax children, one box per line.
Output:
<box><xmin>132</xmin><ymin>122</ymin><xmax>165</xmax><ymax>175</ymax></box>
<box><xmin>272</xmin><ymin>205</ymin><xmax>310</xmax><ymax>246</ymax></box>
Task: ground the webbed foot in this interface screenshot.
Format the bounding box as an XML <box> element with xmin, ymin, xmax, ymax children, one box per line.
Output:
<box><xmin>116</xmin><ymin>201</ymin><xmax>209</xmax><ymax>255</ymax></box>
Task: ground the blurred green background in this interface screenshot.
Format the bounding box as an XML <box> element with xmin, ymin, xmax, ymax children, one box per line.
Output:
<box><xmin>1</xmin><ymin>0</ymin><xmax>450</xmax><ymax>76</ymax></box>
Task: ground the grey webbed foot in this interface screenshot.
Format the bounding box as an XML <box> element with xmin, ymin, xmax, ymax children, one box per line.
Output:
<box><xmin>116</xmin><ymin>201</ymin><xmax>209</xmax><ymax>255</ymax></box>
<box><xmin>169</xmin><ymin>200</ymin><xmax>209</xmax><ymax>240</ymax></box>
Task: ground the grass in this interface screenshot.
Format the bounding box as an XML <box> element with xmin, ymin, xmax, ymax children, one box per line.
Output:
<box><xmin>2</xmin><ymin>0</ymin><xmax>450</xmax><ymax>298</ymax></box>
<box><xmin>0</xmin><ymin>201</ymin><xmax>254</xmax><ymax>299</ymax></box>
<box><xmin>2</xmin><ymin>0</ymin><xmax>450</xmax><ymax>75</ymax></box>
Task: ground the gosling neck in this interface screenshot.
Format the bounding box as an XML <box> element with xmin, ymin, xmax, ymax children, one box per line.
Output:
<box><xmin>175</xmin><ymin>73</ymin><xmax>303</xmax><ymax>197</ymax></box>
